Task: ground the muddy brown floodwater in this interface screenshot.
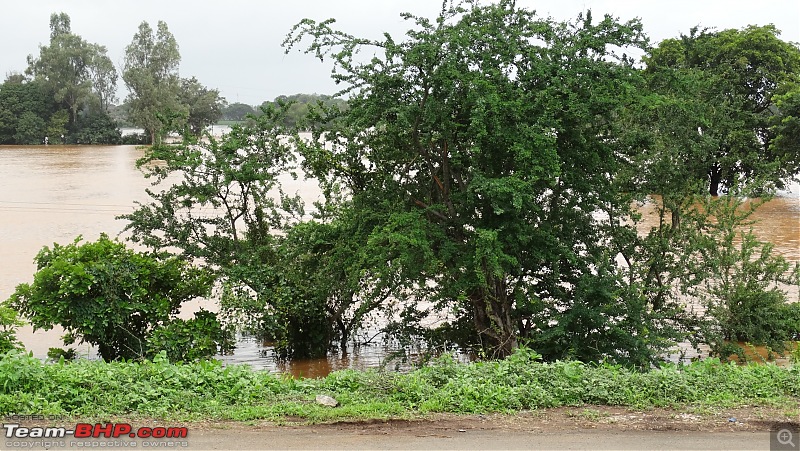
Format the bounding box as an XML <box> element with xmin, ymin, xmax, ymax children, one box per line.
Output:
<box><xmin>1</xmin><ymin>145</ymin><xmax>798</xmax><ymax>376</ymax></box>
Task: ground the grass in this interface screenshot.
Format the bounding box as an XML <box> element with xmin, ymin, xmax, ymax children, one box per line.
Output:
<box><xmin>0</xmin><ymin>348</ymin><xmax>797</xmax><ymax>423</ymax></box>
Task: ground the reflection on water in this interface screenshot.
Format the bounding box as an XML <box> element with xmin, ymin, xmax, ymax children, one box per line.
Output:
<box><xmin>1</xmin><ymin>145</ymin><xmax>798</xmax><ymax>376</ymax></box>
<box><xmin>219</xmin><ymin>335</ymin><xmax>423</xmax><ymax>378</ymax></box>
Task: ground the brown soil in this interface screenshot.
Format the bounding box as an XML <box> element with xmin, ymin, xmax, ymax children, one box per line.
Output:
<box><xmin>11</xmin><ymin>405</ymin><xmax>799</xmax><ymax>435</ymax></box>
<box><xmin>189</xmin><ymin>405</ymin><xmax>799</xmax><ymax>433</ymax></box>
<box><xmin>10</xmin><ymin>407</ymin><xmax>800</xmax><ymax>450</ymax></box>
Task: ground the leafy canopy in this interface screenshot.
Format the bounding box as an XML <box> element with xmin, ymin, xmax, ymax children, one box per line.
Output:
<box><xmin>283</xmin><ymin>1</ymin><xmax>683</xmax><ymax>364</ymax></box>
<box><xmin>7</xmin><ymin>234</ymin><xmax>219</xmax><ymax>362</ymax></box>
<box><xmin>644</xmin><ymin>25</ymin><xmax>800</xmax><ymax>196</ymax></box>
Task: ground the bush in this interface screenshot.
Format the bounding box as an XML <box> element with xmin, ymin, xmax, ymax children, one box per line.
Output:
<box><xmin>7</xmin><ymin>234</ymin><xmax>217</xmax><ymax>361</ymax></box>
<box><xmin>147</xmin><ymin>310</ymin><xmax>234</xmax><ymax>362</ymax></box>
<box><xmin>0</xmin><ymin>306</ymin><xmax>23</xmax><ymax>354</ymax></box>
<box><xmin>71</xmin><ymin>112</ymin><xmax>122</xmax><ymax>144</ymax></box>
<box><xmin>693</xmin><ymin>197</ymin><xmax>800</xmax><ymax>361</ymax></box>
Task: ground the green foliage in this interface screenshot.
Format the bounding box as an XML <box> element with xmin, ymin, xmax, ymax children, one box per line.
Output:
<box><xmin>0</xmin><ymin>76</ymin><xmax>51</xmax><ymax>144</ymax></box>
<box><xmin>125</xmin><ymin>102</ymin><xmax>395</xmax><ymax>359</ymax></box>
<box><xmin>47</xmin><ymin>347</ymin><xmax>77</xmax><ymax>362</ymax></box>
<box><xmin>258</xmin><ymin>93</ymin><xmax>347</xmax><ymax>130</ymax></box>
<box><xmin>6</xmin><ymin>234</ymin><xmax>215</xmax><ymax>361</ymax></box>
<box><xmin>222</xmin><ymin>102</ymin><xmax>256</xmax><ymax>122</ymax></box>
<box><xmin>122</xmin><ymin>20</ymin><xmax>182</xmax><ymax>144</ymax></box>
<box><xmin>46</xmin><ymin>109</ymin><xmax>69</xmax><ymax>142</ymax></box>
<box><xmin>284</xmin><ymin>2</ymin><xmax>677</xmax><ymax>364</ymax></box>
<box><xmin>72</xmin><ymin>111</ymin><xmax>121</xmax><ymax>144</ymax></box>
<box><xmin>14</xmin><ymin>111</ymin><xmax>47</xmax><ymax>144</ymax></box>
<box><xmin>0</xmin><ymin>348</ymin><xmax>797</xmax><ymax>420</ymax></box>
<box><xmin>121</xmin><ymin>35</ymin><xmax>224</xmax><ymax>142</ymax></box>
<box><xmin>0</xmin><ymin>14</ymin><xmax>121</xmax><ymax>145</ymax></box>
<box><xmin>27</xmin><ymin>13</ymin><xmax>118</xmax><ymax>129</ymax></box>
<box><xmin>0</xmin><ymin>306</ymin><xmax>24</xmax><ymax>354</ymax></box>
<box><xmin>689</xmin><ymin>197</ymin><xmax>800</xmax><ymax>360</ymax></box>
<box><xmin>263</xmin><ymin>217</ymin><xmax>397</xmax><ymax>358</ymax></box>
<box><xmin>619</xmin><ymin>24</ymin><xmax>800</xmax><ymax>368</ymax></box>
<box><xmin>146</xmin><ymin>310</ymin><xmax>234</xmax><ymax>363</ymax></box>
<box><xmin>124</xmin><ymin>105</ymin><xmax>321</xmax><ymax>357</ymax></box>
<box><xmin>27</xmin><ymin>13</ymin><xmax>93</xmax><ymax>126</ymax></box>
<box><xmin>122</xmin><ymin>2</ymin><xmax>800</xmax><ymax>367</ymax></box>
<box><xmin>644</xmin><ymin>25</ymin><xmax>800</xmax><ymax>196</ymax></box>
<box><xmin>178</xmin><ymin>76</ymin><xmax>226</xmax><ymax>136</ymax></box>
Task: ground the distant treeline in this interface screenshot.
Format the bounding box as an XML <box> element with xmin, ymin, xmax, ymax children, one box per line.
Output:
<box><xmin>0</xmin><ymin>74</ymin><xmax>120</xmax><ymax>145</ymax></box>
<box><xmin>0</xmin><ymin>13</ymin><xmax>347</xmax><ymax>145</ymax></box>
<box><xmin>222</xmin><ymin>94</ymin><xmax>348</xmax><ymax>129</ymax></box>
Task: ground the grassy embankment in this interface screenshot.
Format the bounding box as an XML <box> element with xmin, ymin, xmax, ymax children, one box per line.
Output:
<box><xmin>1</xmin><ymin>348</ymin><xmax>797</xmax><ymax>423</ymax></box>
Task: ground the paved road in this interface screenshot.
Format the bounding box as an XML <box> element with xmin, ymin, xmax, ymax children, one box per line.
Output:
<box><xmin>6</xmin><ymin>425</ymin><xmax>780</xmax><ymax>450</ymax></box>
<box><xmin>184</xmin><ymin>428</ymin><xmax>778</xmax><ymax>450</ymax></box>
<box><xmin>4</xmin><ymin>408</ymin><xmax>795</xmax><ymax>450</ymax></box>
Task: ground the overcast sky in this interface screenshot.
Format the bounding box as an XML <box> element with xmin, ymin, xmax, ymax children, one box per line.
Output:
<box><xmin>2</xmin><ymin>1</ymin><xmax>798</xmax><ymax>106</ymax></box>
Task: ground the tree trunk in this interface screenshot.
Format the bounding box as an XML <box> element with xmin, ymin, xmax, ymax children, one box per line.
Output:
<box><xmin>671</xmin><ymin>208</ymin><xmax>681</xmax><ymax>230</ymax></box>
<box><xmin>709</xmin><ymin>166</ymin><xmax>722</xmax><ymax>197</ymax></box>
<box><xmin>337</xmin><ymin>318</ymin><xmax>349</xmax><ymax>356</ymax></box>
<box><xmin>470</xmin><ymin>282</ymin><xmax>518</xmax><ymax>358</ymax></box>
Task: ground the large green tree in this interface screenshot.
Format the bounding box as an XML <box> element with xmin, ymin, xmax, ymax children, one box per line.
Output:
<box><xmin>123</xmin><ymin>106</ymin><xmax>323</xmax><ymax>357</ymax></box>
<box><xmin>0</xmin><ymin>75</ymin><xmax>52</xmax><ymax>144</ymax></box>
<box><xmin>26</xmin><ymin>13</ymin><xmax>117</xmax><ymax>128</ymax></box>
<box><xmin>124</xmin><ymin>105</ymin><xmax>403</xmax><ymax>359</ymax></box>
<box><xmin>283</xmin><ymin>2</ymin><xmax>681</xmax><ymax>363</ymax></box>
<box><xmin>619</xmin><ymin>26</ymin><xmax>800</xmax><ymax>362</ymax></box>
<box><xmin>222</xmin><ymin>102</ymin><xmax>256</xmax><ymax>121</ymax></box>
<box><xmin>89</xmin><ymin>43</ymin><xmax>119</xmax><ymax>112</ymax></box>
<box><xmin>178</xmin><ymin>76</ymin><xmax>226</xmax><ymax>136</ymax></box>
<box><xmin>644</xmin><ymin>25</ymin><xmax>800</xmax><ymax>196</ymax></box>
<box><xmin>122</xmin><ymin>20</ymin><xmax>182</xmax><ymax>144</ymax></box>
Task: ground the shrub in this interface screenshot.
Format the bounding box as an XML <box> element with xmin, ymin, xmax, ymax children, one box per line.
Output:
<box><xmin>7</xmin><ymin>234</ymin><xmax>216</xmax><ymax>361</ymax></box>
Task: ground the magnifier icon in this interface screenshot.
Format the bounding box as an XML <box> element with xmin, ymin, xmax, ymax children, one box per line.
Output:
<box><xmin>778</xmin><ymin>429</ymin><xmax>796</xmax><ymax>448</ymax></box>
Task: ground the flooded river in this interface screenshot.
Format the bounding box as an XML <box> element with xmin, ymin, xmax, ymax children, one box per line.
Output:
<box><xmin>0</xmin><ymin>144</ymin><xmax>404</xmax><ymax>376</ymax></box>
<box><xmin>1</xmin><ymin>145</ymin><xmax>798</xmax><ymax>375</ymax></box>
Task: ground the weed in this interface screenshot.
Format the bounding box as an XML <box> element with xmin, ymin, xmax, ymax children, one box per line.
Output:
<box><xmin>567</xmin><ymin>408</ymin><xmax>605</xmax><ymax>421</ymax></box>
<box><xmin>0</xmin><ymin>348</ymin><xmax>797</xmax><ymax>422</ymax></box>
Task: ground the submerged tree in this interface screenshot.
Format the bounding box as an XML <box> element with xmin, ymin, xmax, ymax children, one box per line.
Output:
<box><xmin>178</xmin><ymin>76</ymin><xmax>226</xmax><ymax>136</ymax></box>
<box><xmin>645</xmin><ymin>25</ymin><xmax>800</xmax><ymax>196</ymax></box>
<box><xmin>24</xmin><ymin>12</ymin><xmax>119</xmax><ymax>141</ymax></box>
<box><xmin>0</xmin><ymin>75</ymin><xmax>51</xmax><ymax>144</ymax></box>
<box><xmin>284</xmin><ymin>1</ymin><xmax>685</xmax><ymax>364</ymax></box>
<box><xmin>7</xmin><ymin>235</ymin><xmax>224</xmax><ymax>362</ymax></box>
<box><xmin>124</xmin><ymin>2</ymin><xmax>799</xmax><ymax>365</ymax></box>
<box><xmin>122</xmin><ymin>20</ymin><xmax>182</xmax><ymax>144</ymax></box>
<box><xmin>691</xmin><ymin>197</ymin><xmax>800</xmax><ymax>361</ymax></box>
<box><xmin>621</xmin><ymin>25</ymin><xmax>800</xmax><ymax>362</ymax></box>
<box><xmin>124</xmin><ymin>104</ymin><xmax>424</xmax><ymax>359</ymax></box>
<box><xmin>222</xmin><ymin>102</ymin><xmax>256</xmax><ymax>121</ymax></box>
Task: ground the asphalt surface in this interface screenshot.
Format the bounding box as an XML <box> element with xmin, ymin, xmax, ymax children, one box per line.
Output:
<box><xmin>182</xmin><ymin>427</ymin><xmax>779</xmax><ymax>450</ymax></box>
